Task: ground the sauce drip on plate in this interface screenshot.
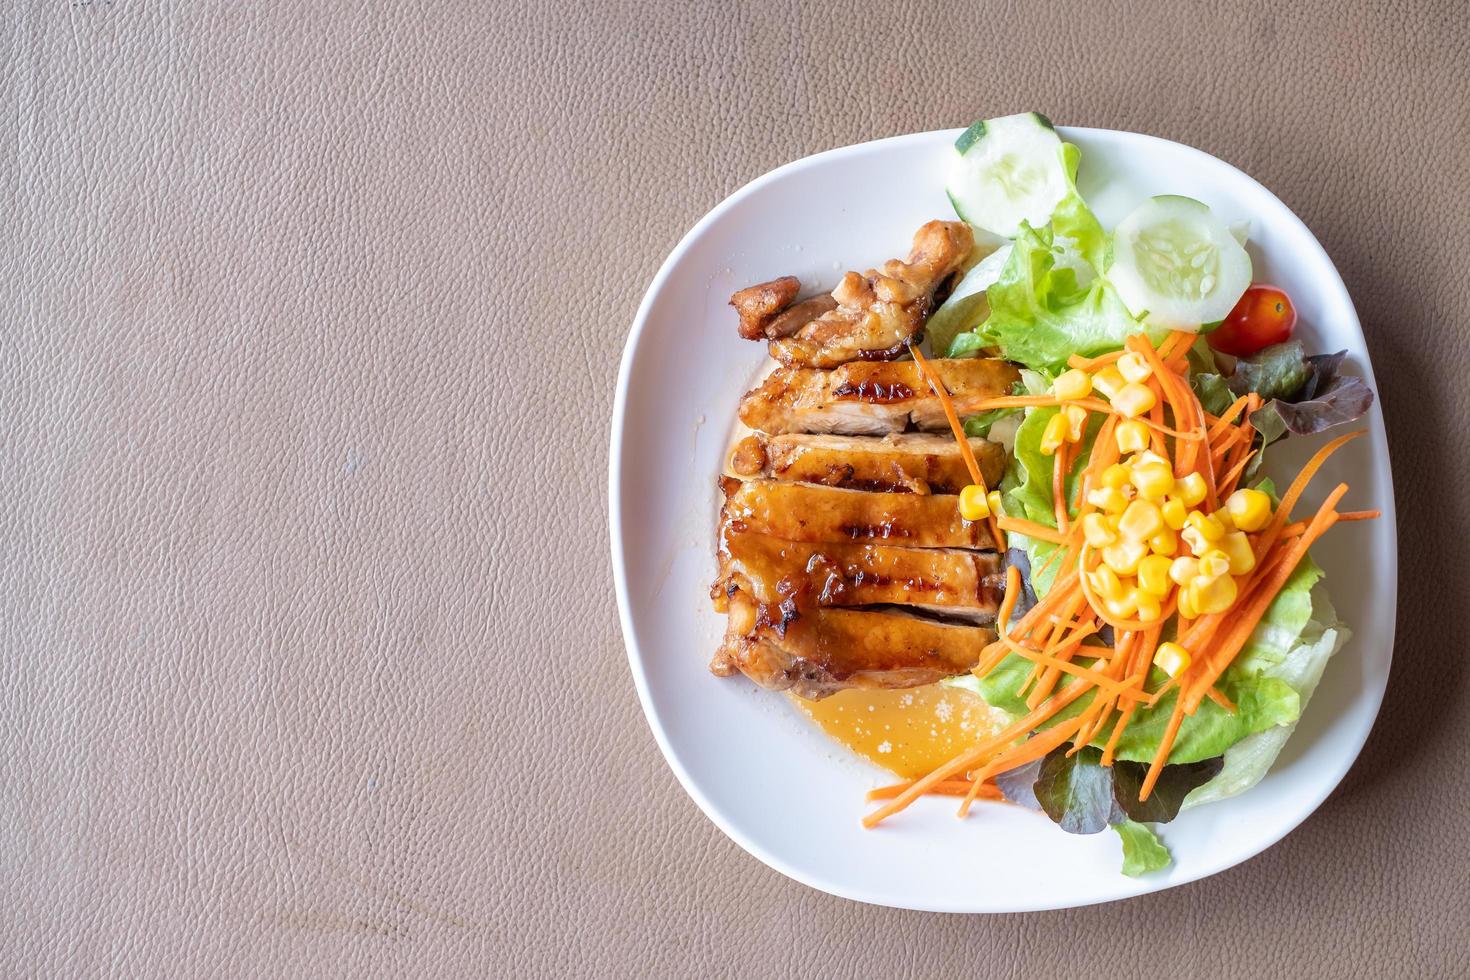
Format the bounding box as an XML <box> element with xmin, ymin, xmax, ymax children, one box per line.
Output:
<box><xmin>792</xmin><ymin>684</ymin><xmax>1007</xmax><ymax>779</ymax></box>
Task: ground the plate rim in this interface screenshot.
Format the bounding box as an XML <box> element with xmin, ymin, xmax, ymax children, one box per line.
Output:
<box><xmin>609</xmin><ymin>125</ymin><xmax>1398</xmax><ymax>912</ymax></box>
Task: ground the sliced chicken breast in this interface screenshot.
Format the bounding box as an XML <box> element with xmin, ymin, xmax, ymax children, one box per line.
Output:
<box><xmin>737</xmin><ymin>357</ymin><xmax>1020</xmax><ymax>436</ymax></box>
<box><xmin>720</xmin><ymin>478</ymin><xmax>997</xmax><ymax>550</ymax></box>
<box><xmin>729</xmin><ymin>432</ymin><xmax>1006</xmax><ymax>495</ymax></box>
<box><xmin>711</xmin><ymin>594</ymin><xmax>995</xmax><ymax>699</ymax></box>
<box><xmin>713</xmin><ymin>529</ymin><xmax>1003</xmax><ymax>623</ymax></box>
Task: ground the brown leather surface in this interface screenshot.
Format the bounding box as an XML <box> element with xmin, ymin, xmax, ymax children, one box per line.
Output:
<box><xmin>2</xmin><ymin>1</ymin><xmax>1466</xmax><ymax>976</ymax></box>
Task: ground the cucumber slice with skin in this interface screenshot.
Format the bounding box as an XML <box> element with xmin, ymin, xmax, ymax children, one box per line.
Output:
<box><xmin>1109</xmin><ymin>196</ymin><xmax>1252</xmax><ymax>331</ymax></box>
<box><xmin>946</xmin><ymin>113</ymin><xmax>1071</xmax><ymax>238</ymax></box>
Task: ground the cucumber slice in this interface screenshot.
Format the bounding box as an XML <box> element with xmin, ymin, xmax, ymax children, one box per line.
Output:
<box><xmin>1109</xmin><ymin>196</ymin><xmax>1252</xmax><ymax>331</ymax></box>
<box><xmin>946</xmin><ymin>113</ymin><xmax>1071</xmax><ymax>238</ymax></box>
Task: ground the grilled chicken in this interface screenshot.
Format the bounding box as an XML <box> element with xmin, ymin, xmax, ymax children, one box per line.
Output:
<box><xmin>711</xmin><ymin>593</ymin><xmax>996</xmax><ymax>699</ymax></box>
<box><xmin>738</xmin><ymin>357</ymin><xmax>1020</xmax><ymax>436</ymax></box>
<box><xmin>731</xmin><ymin>277</ymin><xmax>801</xmax><ymax>340</ymax></box>
<box><xmin>720</xmin><ymin>478</ymin><xmax>996</xmax><ymax>550</ymax></box>
<box><xmin>763</xmin><ymin>220</ymin><xmax>974</xmax><ymax>368</ymax></box>
<box><xmin>728</xmin><ymin>432</ymin><xmax>1006</xmax><ymax>495</ymax></box>
<box><xmin>713</xmin><ymin>529</ymin><xmax>1003</xmax><ymax>623</ymax></box>
<box><xmin>731</xmin><ymin>278</ymin><xmax>841</xmax><ymax>340</ymax></box>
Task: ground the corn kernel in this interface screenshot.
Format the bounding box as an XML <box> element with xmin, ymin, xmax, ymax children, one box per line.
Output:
<box><xmin>1134</xmin><ymin>449</ymin><xmax>1170</xmax><ymax>468</ymax></box>
<box><xmin>1131</xmin><ymin>461</ymin><xmax>1175</xmax><ymax>500</ymax></box>
<box><xmin>1186</xmin><ymin>510</ymin><xmax>1226</xmax><ymax>541</ymax></box>
<box><xmin>1225</xmin><ymin>488</ymin><xmax>1273</xmax><ymax>532</ymax></box>
<box><xmin>1092</xmin><ymin>366</ymin><xmax>1126</xmax><ymax>399</ymax></box>
<box><xmin>1101</xmin><ymin>538</ymin><xmax>1148</xmax><ymax>576</ymax></box>
<box><xmin>1134</xmin><ymin>592</ymin><xmax>1163</xmax><ymax>623</ymax></box>
<box><xmin>1137</xmin><ymin>554</ymin><xmax>1173</xmax><ymax>596</ymax></box>
<box><xmin>1190</xmin><ymin>573</ymin><xmax>1239</xmax><ymax>615</ymax></box>
<box><xmin>1118</xmin><ymin>351</ymin><xmax>1154</xmax><ymax>384</ymax></box>
<box><xmin>958</xmin><ymin>484</ymin><xmax>991</xmax><ymax>521</ymax></box>
<box><xmin>1115</xmin><ymin>419</ymin><xmax>1150</xmax><ymax>454</ymax></box>
<box><xmin>1089</xmin><ymin>565</ymin><xmax>1125</xmax><ymax>601</ymax></box>
<box><xmin>1198</xmin><ymin>549</ymin><xmax>1232</xmax><ymax>580</ymax></box>
<box><xmin>1063</xmin><ymin>403</ymin><xmax>1088</xmax><ymax>442</ymax></box>
<box><xmin>1219</xmin><ymin>530</ymin><xmax>1256</xmax><ymax>575</ymax></box>
<box><xmin>1086</xmin><ymin>486</ymin><xmax>1128</xmax><ymax>514</ymax></box>
<box><xmin>1177</xmin><ymin>585</ymin><xmax>1199</xmax><ymax>619</ymax></box>
<box><xmin>987</xmin><ymin>490</ymin><xmax>1003</xmax><ymax>516</ymax></box>
<box><xmin>1104</xmin><ymin>594</ymin><xmax>1139</xmax><ymax>619</ymax></box>
<box><xmin>1101</xmin><ymin>463</ymin><xmax>1131</xmax><ymax>490</ymax></box>
<box><xmin>1053</xmin><ymin>369</ymin><xmax>1093</xmax><ymax>401</ymax></box>
<box><xmin>1154</xmin><ymin>642</ymin><xmax>1192</xmax><ymax>677</ymax></box>
<box><xmin>1113</xmin><ymin>382</ymin><xmax>1157</xmax><ymax>418</ymax></box>
<box><xmin>1149</xmin><ymin>527</ymin><xmax>1178</xmax><ymax>556</ymax></box>
<box><xmin>1169</xmin><ymin>556</ymin><xmax>1200</xmax><ymax>585</ymax></box>
<box><xmin>1175</xmin><ymin>472</ymin><xmax>1207</xmax><ymax>507</ymax></box>
<box><xmin>1039</xmin><ymin>413</ymin><xmax>1068</xmax><ymax>456</ymax></box>
<box><xmin>1161</xmin><ymin>498</ymin><xmax>1188</xmax><ymax>530</ymax></box>
<box><xmin>1083</xmin><ymin>512</ymin><xmax>1117</xmax><ymax>548</ymax></box>
<box><xmin>1119</xmin><ymin>499</ymin><xmax>1163</xmax><ymax>540</ymax></box>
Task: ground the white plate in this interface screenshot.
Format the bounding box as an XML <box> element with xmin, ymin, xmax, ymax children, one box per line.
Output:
<box><xmin>610</xmin><ymin>127</ymin><xmax>1397</xmax><ymax>912</ymax></box>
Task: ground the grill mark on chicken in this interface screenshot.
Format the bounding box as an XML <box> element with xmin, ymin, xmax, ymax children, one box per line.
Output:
<box><xmin>713</xmin><ymin>529</ymin><xmax>1003</xmax><ymax>623</ymax></box>
<box><xmin>830</xmin><ymin>378</ymin><xmax>915</xmax><ymax>402</ymax></box>
<box><xmin>738</xmin><ymin>357</ymin><xmax>1020</xmax><ymax>436</ymax></box>
<box><xmin>720</xmin><ymin>478</ymin><xmax>996</xmax><ymax>550</ymax></box>
<box><xmin>713</xmin><ymin>593</ymin><xmax>995</xmax><ymax>699</ymax></box>
<box><xmin>763</xmin><ymin>220</ymin><xmax>975</xmax><ymax>368</ymax></box>
<box><xmin>745</xmin><ymin>432</ymin><xmax>1005</xmax><ymax>495</ymax></box>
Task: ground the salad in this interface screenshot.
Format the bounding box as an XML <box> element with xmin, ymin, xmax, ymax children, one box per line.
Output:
<box><xmin>859</xmin><ymin>112</ymin><xmax>1377</xmax><ymax>875</ymax></box>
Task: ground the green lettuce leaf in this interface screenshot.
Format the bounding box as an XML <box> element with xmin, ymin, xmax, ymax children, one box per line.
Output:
<box><xmin>945</xmin><ymin>143</ymin><xmax>1162</xmax><ymax>373</ymax></box>
<box><xmin>974</xmin><ymin>222</ymin><xmax>1153</xmax><ymax>372</ymax></box>
<box><xmin>976</xmin><ymin>403</ymin><xmax>1334</xmax><ymax>765</ymax></box>
<box><xmin>962</xmin><ymin>408</ymin><xmax>1017</xmax><ymax>439</ymax></box>
<box><xmin>929</xmin><ymin>244</ymin><xmax>1012</xmax><ymax>356</ymax></box>
<box><xmin>1112</xmin><ymin>821</ymin><xmax>1172</xmax><ymax>876</ymax></box>
<box><xmin>1184</xmin><ymin>583</ymin><xmax>1348</xmax><ymax>808</ymax></box>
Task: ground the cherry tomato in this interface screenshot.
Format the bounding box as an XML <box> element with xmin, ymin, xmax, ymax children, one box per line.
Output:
<box><xmin>1208</xmin><ymin>285</ymin><xmax>1297</xmax><ymax>356</ymax></box>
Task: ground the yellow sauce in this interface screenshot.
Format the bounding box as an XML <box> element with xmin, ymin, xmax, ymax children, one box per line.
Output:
<box><xmin>792</xmin><ymin>684</ymin><xmax>1008</xmax><ymax>779</ymax></box>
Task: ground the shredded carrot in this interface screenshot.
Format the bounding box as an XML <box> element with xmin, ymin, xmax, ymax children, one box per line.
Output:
<box><xmin>999</xmin><ymin>636</ymin><xmax>1143</xmax><ymax>699</ymax></box>
<box><xmin>910</xmin><ymin>346</ymin><xmax>984</xmax><ymax>487</ymax></box>
<box><xmin>1217</xmin><ymin>447</ymin><xmax>1257</xmax><ymax>498</ymax></box>
<box><xmin>860</xmin><ymin>333</ymin><xmax>1379</xmax><ymax>828</ymax></box>
<box><xmin>866</xmin><ymin>780</ymin><xmax>1002</xmax><ymax>802</ymax></box>
<box><xmin>910</xmin><ymin>344</ymin><xmax>1005</xmax><ymax>548</ymax></box>
<box><xmin>1067</xmin><ymin>350</ymin><xmax>1124</xmax><ymax>370</ymax></box>
<box><xmin>997</xmin><ymin>517</ymin><xmax>1068</xmax><ymax>544</ymax></box>
<box><xmin>1138</xmin><ymin>696</ymin><xmax>1188</xmax><ymax>800</ymax></box>
<box><xmin>995</xmin><ymin>565</ymin><xmax>1022</xmax><ymax>631</ymax></box>
<box><xmin>863</xmin><ymin>676</ymin><xmax>1095</xmax><ymax>828</ymax></box>
<box><xmin>1281</xmin><ymin>510</ymin><xmax>1378</xmax><ymax>536</ymax></box>
<box><xmin>1053</xmin><ymin>437</ymin><xmax>1073</xmax><ymax>533</ymax></box>
<box><xmin>1180</xmin><ymin>486</ymin><xmax>1348</xmax><ymax>712</ymax></box>
<box><xmin>1249</xmin><ymin>430</ymin><xmax>1364</xmax><ymax>564</ymax></box>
